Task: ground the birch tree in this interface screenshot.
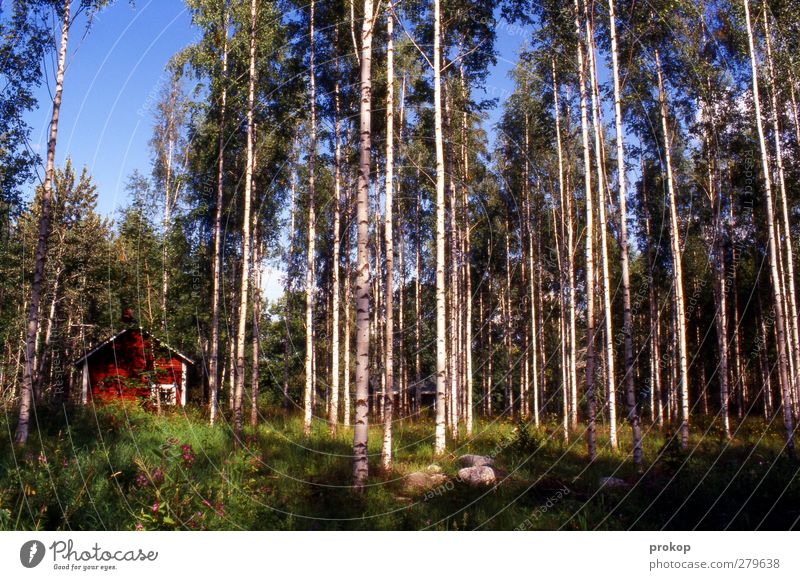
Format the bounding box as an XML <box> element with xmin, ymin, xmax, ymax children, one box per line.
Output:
<box><xmin>233</xmin><ymin>0</ymin><xmax>258</xmax><ymax>442</ymax></box>
<box><xmin>742</xmin><ymin>0</ymin><xmax>795</xmax><ymax>454</ymax></box>
<box><xmin>16</xmin><ymin>0</ymin><xmax>72</xmax><ymax>445</ymax></box>
<box><xmin>353</xmin><ymin>0</ymin><xmax>377</xmax><ymax>490</ymax></box>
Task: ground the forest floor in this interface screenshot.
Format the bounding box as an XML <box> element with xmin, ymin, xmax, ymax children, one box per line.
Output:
<box><xmin>1</xmin><ymin>402</ymin><xmax>798</xmax><ymax>530</ymax></box>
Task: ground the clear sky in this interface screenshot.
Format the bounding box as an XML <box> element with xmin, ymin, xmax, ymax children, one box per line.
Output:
<box><xmin>23</xmin><ymin>1</ymin><xmax>526</xmax><ymax>218</ymax></box>
<box><xmin>24</xmin><ymin>0</ymin><xmax>195</xmax><ymax>216</ymax></box>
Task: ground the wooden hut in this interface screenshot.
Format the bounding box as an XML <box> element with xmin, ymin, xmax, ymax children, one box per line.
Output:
<box><xmin>73</xmin><ymin>324</ymin><xmax>194</xmax><ymax>408</ymax></box>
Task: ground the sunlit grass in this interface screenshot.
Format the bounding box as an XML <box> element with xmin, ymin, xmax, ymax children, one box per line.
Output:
<box><xmin>0</xmin><ymin>402</ymin><xmax>797</xmax><ymax>530</ymax></box>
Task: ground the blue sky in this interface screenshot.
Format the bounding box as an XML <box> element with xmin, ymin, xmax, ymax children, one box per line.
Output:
<box><xmin>24</xmin><ymin>0</ymin><xmax>195</xmax><ymax>216</ymax></box>
<box><xmin>23</xmin><ymin>1</ymin><xmax>526</xmax><ymax>218</ymax></box>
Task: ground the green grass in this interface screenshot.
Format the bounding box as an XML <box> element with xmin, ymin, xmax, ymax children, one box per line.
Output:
<box><xmin>1</xmin><ymin>402</ymin><xmax>798</xmax><ymax>530</ymax></box>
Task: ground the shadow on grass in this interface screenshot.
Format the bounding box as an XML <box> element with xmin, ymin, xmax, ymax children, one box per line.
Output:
<box><xmin>0</xmin><ymin>404</ymin><xmax>797</xmax><ymax>530</ymax></box>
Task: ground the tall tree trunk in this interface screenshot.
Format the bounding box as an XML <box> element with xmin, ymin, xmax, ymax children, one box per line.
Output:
<box><xmin>284</xmin><ymin>138</ymin><xmax>298</xmax><ymax>408</ymax></box>
<box><xmin>352</xmin><ymin>0</ymin><xmax>375</xmax><ymax>489</ymax></box>
<box><xmin>343</xmin><ymin>204</ymin><xmax>353</xmax><ymax>425</ymax></box>
<box><xmin>553</xmin><ymin>61</ymin><xmax>575</xmax><ymax>437</ymax></box>
<box><xmin>574</xmin><ymin>0</ymin><xmax>596</xmax><ymax>459</ymax></box>
<box><xmin>303</xmin><ymin>0</ymin><xmax>318</xmax><ymax>436</ymax></box>
<box><xmin>381</xmin><ymin>5</ymin><xmax>395</xmax><ymax>469</ymax></box>
<box><xmin>461</xmin><ymin>69</ymin><xmax>474</xmax><ymax>435</ymax></box>
<box><xmin>552</xmin><ymin>199</ymin><xmax>569</xmax><ymax>441</ymax></box>
<box><xmin>209</xmin><ymin>3</ymin><xmax>230</xmax><ymax>426</ymax></box>
<box><xmin>233</xmin><ymin>0</ymin><xmax>258</xmax><ymax>443</ymax></box>
<box><xmin>608</xmin><ymin>0</ymin><xmax>641</xmax><ymax>465</ymax></box>
<box><xmin>763</xmin><ymin>5</ymin><xmax>800</xmax><ymax>421</ymax></box>
<box><xmin>702</xmin><ymin>93</ymin><xmax>731</xmax><ymax>437</ymax></box>
<box><xmin>655</xmin><ymin>48</ymin><xmax>690</xmax><ymax>449</ymax></box>
<box><xmin>328</xmin><ymin>29</ymin><xmax>343</xmax><ymax>434</ymax></box>
<box><xmin>415</xmin><ymin>173</ymin><xmax>422</xmax><ymax>412</ymax></box>
<box><xmin>642</xmin><ymin>154</ymin><xmax>664</xmax><ymax>427</ymax></box>
<box><xmin>444</xmin><ymin>82</ymin><xmax>460</xmax><ymax>438</ymax></box>
<box><xmin>745</xmin><ymin>0</ymin><xmax>795</xmax><ymax>453</ymax></box>
<box><xmin>433</xmin><ymin>0</ymin><xmax>447</xmax><ymax>455</ymax></box>
<box><xmin>487</xmin><ymin>280</ymin><xmax>494</xmax><ymax>416</ymax></box>
<box><xmin>251</xmin><ymin>229</ymin><xmax>261</xmax><ymax>428</ymax></box>
<box><xmin>585</xmin><ymin>10</ymin><xmax>616</xmax><ymax>450</ymax></box>
<box><xmin>504</xmin><ymin>224</ymin><xmax>514</xmax><ymax>418</ymax></box>
<box><xmin>161</xmin><ymin>122</ymin><xmax>175</xmax><ymax>333</ymax></box>
<box><xmin>524</xmin><ymin>111</ymin><xmax>540</xmax><ymax>427</ymax></box>
<box><xmin>16</xmin><ymin>0</ymin><xmax>71</xmax><ymax>446</ymax></box>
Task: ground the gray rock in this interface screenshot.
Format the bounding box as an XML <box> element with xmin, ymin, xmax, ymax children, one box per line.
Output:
<box><xmin>405</xmin><ymin>470</ymin><xmax>448</xmax><ymax>491</ymax></box>
<box><xmin>458</xmin><ymin>465</ymin><xmax>497</xmax><ymax>486</ymax></box>
<box><xmin>458</xmin><ymin>454</ymin><xmax>495</xmax><ymax>468</ymax></box>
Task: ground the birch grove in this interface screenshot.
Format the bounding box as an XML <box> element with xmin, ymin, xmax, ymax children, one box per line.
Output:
<box><xmin>5</xmin><ymin>0</ymin><xmax>800</xmax><ymax>487</ymax></box>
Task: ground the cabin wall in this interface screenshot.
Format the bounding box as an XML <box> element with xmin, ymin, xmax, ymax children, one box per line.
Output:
<box><xmin>87</xmin><ymin>331</ymin><xmax>184</xmax><ymax>404</ymax></box>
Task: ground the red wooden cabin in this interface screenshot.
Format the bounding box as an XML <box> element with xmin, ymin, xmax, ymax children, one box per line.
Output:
<box><xmin>73</xmin><ymin>327</ymin><xmax>194</xmax><ymax>408</ymax></box>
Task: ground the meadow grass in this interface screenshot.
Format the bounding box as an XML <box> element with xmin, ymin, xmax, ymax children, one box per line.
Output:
<box><xmin>0</xmin><ymin>402</ymin><xmax>797</xmax><ymax>530</ymax></box>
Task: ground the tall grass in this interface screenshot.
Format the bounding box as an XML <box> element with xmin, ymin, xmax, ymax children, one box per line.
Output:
<box><xmin>0</xmin><ymin>403</ymin><xmax>797</xmax><ymax>530</ymax></box>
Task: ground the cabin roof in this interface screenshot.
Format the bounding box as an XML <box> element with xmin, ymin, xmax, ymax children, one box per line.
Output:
<box><xmin>72</xmin><ymin>327</ymin><xmax>195</xmax><ymax>366</ymax></box>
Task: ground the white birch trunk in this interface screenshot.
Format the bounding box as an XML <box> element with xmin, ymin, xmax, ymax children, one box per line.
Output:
<box><xmin>303</xmin><ymin>0</ymin><xmax>318</xmax><ymax>436</ymax></box>
<box><xmin>744</xmin><ymin>0</ymin><xmax>794</xmax><ymax>452</ymax></box>
<box><xmin>433</xmin><ymin>0</ymin><xmax>447</xmax><ymax>455</ymax></box>
<box><xmin>233</xmin><ymin>0</ymin><xmax>258</xmax><ymax>442</ymax></box>
<box><xmin>655</xmin><ymin>49</ymin><xmax>690</xmax><ymax>449</ymax></box>
<box><xmin>381</xmin><ymin>6</ymin><xmax>395</xmax><ymax>468</ymax></box>
<box><xmin>352</xmin><ymin>0</ymin><xmax>375</xmax><ymax>489</ymax></box>
<box><xmin>209</xmin><ymin>4</ymin><xmax>229</xmax><ymax>426</ymax></box>
<box><xmin>16</xmin><ymin>0</ymin><xmax>71</xmax><ymax>445</ymax></box>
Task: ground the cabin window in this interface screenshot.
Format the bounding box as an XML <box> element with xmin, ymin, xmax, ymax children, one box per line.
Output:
<box><xmin>150</xmin><ymin>384</ymin><xmax>177</xmax><ymax>405</ymax></box>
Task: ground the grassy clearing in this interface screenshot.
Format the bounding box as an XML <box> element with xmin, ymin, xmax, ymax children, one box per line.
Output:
<box><xmin>0</xmin><ymin>403</ymin><xmax>798</xmax><ymax>530</ymax></box>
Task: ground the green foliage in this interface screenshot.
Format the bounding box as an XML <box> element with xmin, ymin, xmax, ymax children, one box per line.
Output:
<box><xmin>1</xmin><ymin>407</ymin><xmax>797</xmax><ymax>530</ymax></box>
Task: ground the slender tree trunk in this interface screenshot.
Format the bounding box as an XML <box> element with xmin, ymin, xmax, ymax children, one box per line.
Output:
<box><xmin>352</xmin><ymin>0</ymin><xmax>375</xmax><ymax>489</ymax></box>
<box><xmin>461</xmin><ymin>70</ymin><xmax>474</xmax><ymax>435</ymax></box>
<box><xmin>398</xmin><ymin>213</ymin><xmax>406</xmax><ymax>417</ymax></box>
<box><xmin>209</xmin><ymin>3</ymin><xmax>230</xmax><ymax>426</ymax></box>
<box><xmin>303</xmin><ymin>0</ymin><xmax>318</xmax><ymax>436</ymax></box>
<box><xmin>433</xmin><ymin>0</ymin><xmax>447</xmax><ymax>455</ymax></box>
<box><xmin>251</xmin><ymin>231</ymin><xmax>261</xmax><ymax>428</ymax></box>
<box><xmin>608</xmin><ymin>0</ymin><xmax>641</xmax><ymax>464</ymax></box>
<box><xmin>161</xmin><ymin>129</ymin><xmax>175</xmax><ymax>333</ymax></box>
<box><xmin>574</xmin><ymin>0</ymin><xmax>596</xmax><ymax>459</ymax></box>
<box><xmin>504</xmin><ymin>224</ymin><xmax>514</xmax><ymax>418</ymax></box>
<box><xmin>487</xmin><ymin>280</ymin><xmax>494</xmax><ymax>416</ymax></box>
<box><xmin>523</xmin><ymin>112</ymin><xmax>540</xmax><ymax>427</ymax></box>
<box><xmin>703</xmin><ymin>99</ymin><xmax>731</xmax><ymax>437</ymax></box>
<box><xmin>747</xmin><ymin>0</ymin><xmax>795</xmax><ymax>454</ymax></box>
<box><xmin>343</xmin><ymin>206</ymin><xmax>352</xmax><ymax>426</ymax></box>
<box><xmin>758</xmin><ymin>293</ymin><xmax>773</xmax><ymax>418</ymax></box>
<box><xmin>233</xmin><ymin>0</ymin><xmax>258</xmax><ymax>444</ymax></box>
<box><xmin>555</xmin><ymin>201</ymin><xmax>568</xmax><ymax>439</ymax></box>
<box><xmin>328</xmin><ymin>31</ymin><xmax>343</xmax><ymax>434</ymax></box>
<box><xmin>233</xmin><ymin>0</ymin><xmax>258</xmax><ymax>443</ymax></box>
<box><xmin>381</xmin><ymin>6</ymin><xmax>395</xmax><ymax>468</ymax></box>
<box><xmin>34</xmin><ymin>271</ymin><xmax>60</xmax><ymax>399</ymax></box>
<box><xmin>763</xmin><ymin>5</ymin><xmax>800</xmax><ymax>422</ymax></box>
<box><xmin>655</xmin><ymin>48</ymin><xmax>690</xmax><ymax>449</ymax></box>
<box><xmin>730</xmin><ymin>231</ymin><xmax>745</xmax><ymax>420</ymax></box>
<box><xmin>563</xmin><ymin>90</ymin><xmax>579</xmax><ymax>433</ymax></box>
<box><xmin>552</xmin><ymin>62</ymin><xmax>572</xmax><ymax>439</ymax></box>
<box><xmin>584</xmin><ymin>4</ymin><xmax>616</xmax><ymax>452</ymax></box>
<box><xmin>284</xmin><ymin>139</ymin><xmax>298</xmax><ymax>408</ymax></box>
<box><xmin>16</xmin><ymin>0</ymin><xmax>71</xmax><ymax>446</ymax></box>
<box><xmin>444</xmin><ymin>82</ymin><xmax>460</xmax><ymax>438</ymax></box>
